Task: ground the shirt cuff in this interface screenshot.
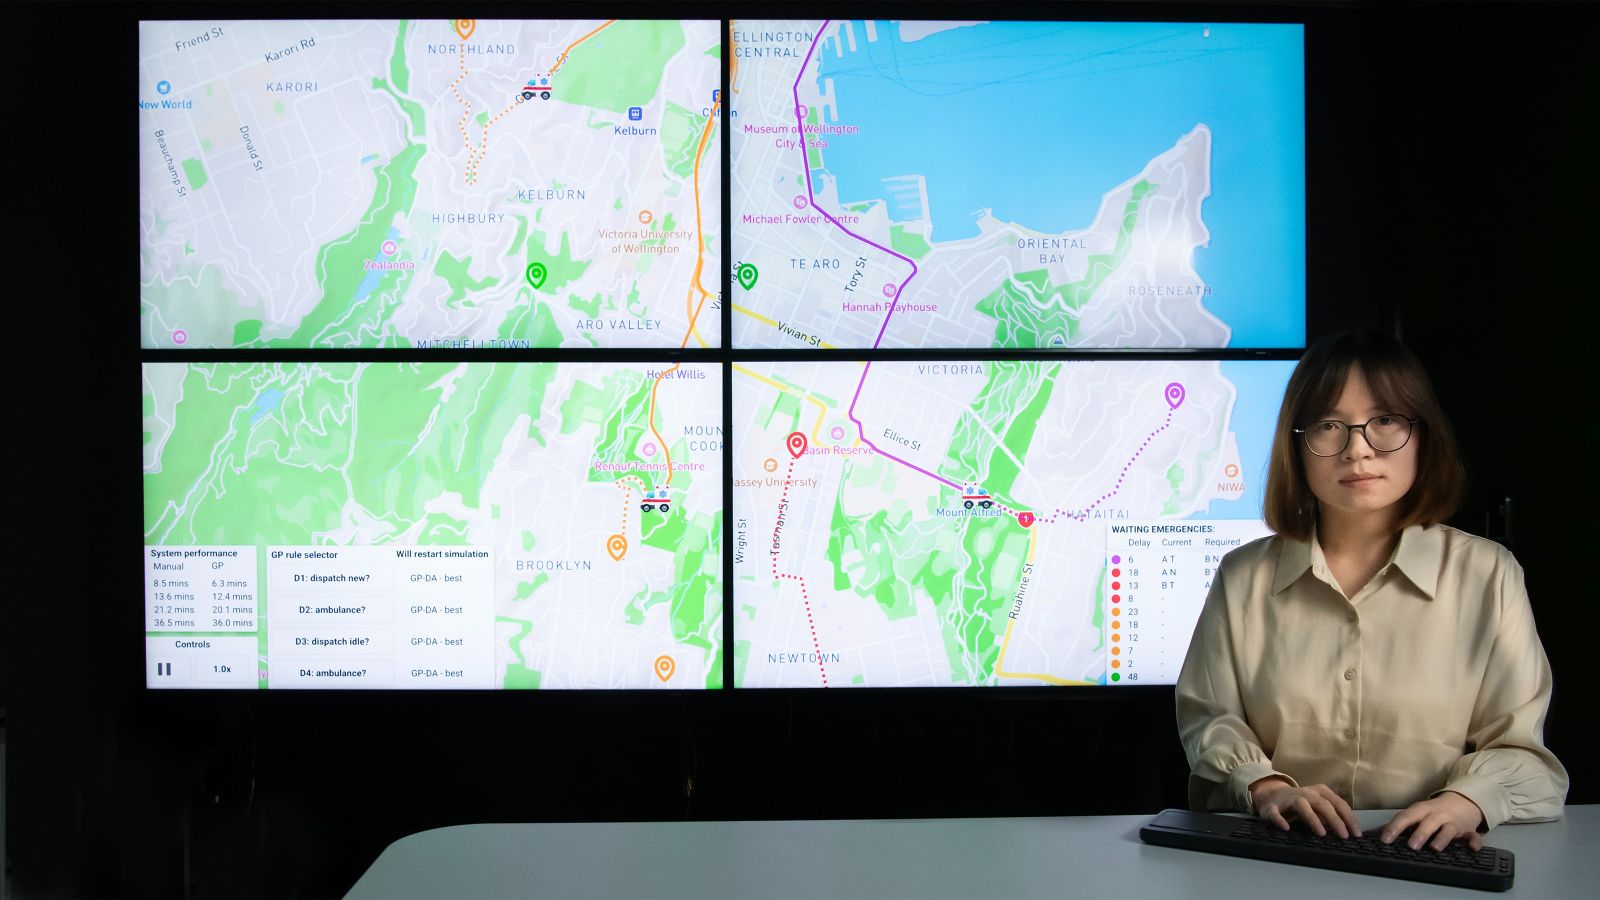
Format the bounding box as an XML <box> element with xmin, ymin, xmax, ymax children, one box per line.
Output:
<box><xmin>1230</xmin><ymin>762</ymin><xmax>1297</xmax><ymax>814</ymax></box>
<box><xmin>1434</xmin><ymin>774</ymin><xmax>1505</xmax><ymax>831</ymax></box>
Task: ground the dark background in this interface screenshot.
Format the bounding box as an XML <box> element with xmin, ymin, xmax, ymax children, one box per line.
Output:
<box><xmin>6</xmin><ymin>1</ymin><xmax>1597</xmax><ymax>896</ymax></box>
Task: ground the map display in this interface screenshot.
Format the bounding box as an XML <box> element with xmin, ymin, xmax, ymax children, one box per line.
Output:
<box><xmin>730</xmin><ymin>20</ymin><xmax>1304</xmax><ymax>350</ymax></box>
<box><xmin>139</xmin><ymin>20</ymin><xmax>722</xmax><ymax>349</ymax></box>
<box><xmin>732</xmin><ymin>359</ymin><xmax>1295</xmax><ymax>687</ymax></box>
<box><xmin>142</xmin><ymin>362</ymin><xmax>723</xmax><ymax>689</ymax></box>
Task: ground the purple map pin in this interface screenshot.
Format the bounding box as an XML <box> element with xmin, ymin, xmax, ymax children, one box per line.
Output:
<box><xmin>1164</xmin><ymin>382</ymin><xmax>1186</xmax><ymax>410</ymax></box>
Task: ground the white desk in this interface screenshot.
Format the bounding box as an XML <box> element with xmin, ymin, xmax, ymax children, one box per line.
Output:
<box><xmin>347</xmin><ymin>806</ymin><xmax>1600</xmax><ymax>898</ymax></box>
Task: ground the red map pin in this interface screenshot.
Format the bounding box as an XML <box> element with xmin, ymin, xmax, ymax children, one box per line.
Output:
<box><xmin>1017</xmin><ymin>511</ymin><xmax>1035</xmax><ymax>528</ymax></box>
<box><xmin>786</xmin><ymin>431</ymin><xmax>808</xmax><ymax>459</ymax></box>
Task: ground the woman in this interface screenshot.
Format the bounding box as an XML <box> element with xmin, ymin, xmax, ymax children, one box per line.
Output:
<box><xmin>1175</xmin><ymin>330</ymin><xmax>1566</xmax><ymax>851</ymax></box>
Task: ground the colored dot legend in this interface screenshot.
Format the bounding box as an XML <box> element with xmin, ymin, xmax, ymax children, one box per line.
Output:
<box><xmin>1111</xmin><ymin>672</ymin><xmax>1121</xmax><ymax>682</ymax></box>
<box><xmin>1112</xmin><ymin>568</ymin><xmax>1121</xmax><ymax>577</ymax></box>
<box><xmin>1111</xmin><ymin>555</ymin><xmax>1121</xmax><ymax>565</ymax></box>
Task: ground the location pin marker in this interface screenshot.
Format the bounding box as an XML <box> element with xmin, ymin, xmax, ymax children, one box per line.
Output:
<box><xmin>453</xmin><ymin>19</ymin><xmax>476</xmax><ymax>41</ymax></box>
<box><xmin>654</xmin><ymin>655</ymin><xmax>676</xmax><ymax>682</ymax></box>
<box><xmin>605</xmin><ymin>533</ymin><xmax>628</xmax><ymax>561</ymax></box>
<box><xmin>526</xmin><ymin>262</ymin><xmax>548</xmax><ymax>290</ymax></box>
<box><xmin>1017</xmin><ymin>511</ymin><xmax>1035</xmax><ymax>528</ymax></box>
<box><xmin>786</xmin><ymin>431</ymin><xmax>808</xmax><ymax>459</ymax></box>
<box><xmin>736</xmin><ymin>263</ymin><xmax>759</xmax><ymax>291</ymax></box>
<box><xmin>1164</xmin><ymin>382</ymin><xmax>1186</xmax><ymax>410</ymax></box>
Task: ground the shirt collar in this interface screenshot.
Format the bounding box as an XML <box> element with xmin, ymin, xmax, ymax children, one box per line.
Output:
<box><xmin>1390</xmin><ymin>524</ymin><xmax>1442</xmax><ymax>600</ymax></box>
<box><xmin>1271</xmin><ymin>524</ymin><xmax>1442</xmax><ymax>600</ymax></box>
<box><xmin>1272</xmin><ymin>534</ymin><xmax>1314</xmax><ymax>595</ymax></box>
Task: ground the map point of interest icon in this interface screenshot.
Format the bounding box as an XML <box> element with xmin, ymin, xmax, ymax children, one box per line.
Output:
<box><xmin>786</xmin><ymin>431</ymin><xmax>808</xmax><ymax>459</ymax></box>
<box><xmin>525</xmin><ymin>262</ymin><xmax>548</xmax><ymax>290</ymax></box>
<box><xmin>1017</xmin><ymin>511</ymin><xmax>1035</xmax><ymax>528</ymax></box>
<box><xmin>830</xmin><ymin>425</ymin><xmax>845</xmax><ymax>440</ymax></box>
<box><xmin>605</xmin><ymin>534</ymin><xmax>628</xmax><ymax>561</ymax></box>
<box><xmin>654</xmin><ymin>655</ymin><xmax>676</xmax><ymax>682</ymax></box>
<box><xmin>1165</xmin><ymin>382</ymin><xmax>1186</xmax><ymax>410</ymax></box>
<box><xmin>453</xmin><ymin>19</ymin><xmax>476</xmax><ymax>41</ymax></box>
<box><xmin>172</xmin><ymin>329</ymin><xmax>188</xmax><ymax>345</ymax></box>
<box><xmin>881</xmin><ymin>283</ymin><xmax>896</xmax><ymax>298</ymax></box>
<box><xmin>642</xmin><ymin>442</ymin><xmax>657</xmax><ymax>458</ymax></box>
<box><xmin>793</xmin><ymin>195</ymin><xmax>807</xmax><ymax>210</ymax></box>
<box><xmin>380</xmin><ymin>239</ymin><xmax>397</xmax><ymax>256</ymax></box>
<box><xmin>736</xmin><ymin>263</ymin><xmax>759</xmax><ymax>290</ymax></box>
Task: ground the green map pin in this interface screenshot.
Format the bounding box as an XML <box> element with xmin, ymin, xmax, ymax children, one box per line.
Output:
<box><xmin>525</xmin><ymin>262</ymin><xmax>548</xmax><ymax>290</ymax></box>
<box><xmin>736</xmin><ymin>263</ymin><xmax>759</xmax><ymax>291</ymax></box>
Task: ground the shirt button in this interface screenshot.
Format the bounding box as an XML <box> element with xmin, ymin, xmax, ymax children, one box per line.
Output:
<box><xmin>1347</xmin><ymin>612</ymin><xmax>1358</xmax><ymax>624</ymax></box>
<box><xmin>1344</xmin><ymin>727</ymin><xmax>1357</xmax><ymax>740</ymax></box>
<box><xmin>1344</xmin><ymin>668</ymin><xmax>1356</xmax><ymax>681</ymax></box>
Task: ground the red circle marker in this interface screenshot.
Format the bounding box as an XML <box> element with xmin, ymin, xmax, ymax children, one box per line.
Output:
<box><xmin>1112</xmin><ymin>581</ymin><xmax>1121</xmax><ymax>590</ymax></box>
<box><xmin>786</xmin><ymin>431</ymin><xmax>808</xmax><ymax>458</ymax></box>
<box><xmin>1017</xmin><ymin>511</ymin><xmax>1035</xmax><ymax>528</ymax></box>
<box><xmin>1112</xmin><ymin>568</ymin><xmax>1121</xmax><ymax>577</ymax></box>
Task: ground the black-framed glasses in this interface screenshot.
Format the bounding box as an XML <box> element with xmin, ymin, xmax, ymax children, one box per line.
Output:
<box><xmin>1294</xmin><ymin>415</ymin><xmax>1419</xmax><ymax>457</ymax></box>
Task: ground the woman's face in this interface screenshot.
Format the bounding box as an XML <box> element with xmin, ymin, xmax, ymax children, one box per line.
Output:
<box><xmin>1300</xmin><ymin>369</ymin><xmax>1419</xmax><ymax>529</ymax></box>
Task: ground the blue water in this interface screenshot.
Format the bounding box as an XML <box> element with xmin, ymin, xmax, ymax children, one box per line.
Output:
<box><xmin>352</xmin><ymin>226</ymin><xmax>404</xmax><ymax>302</ymax></box>
<box><xmin>1201</xmin><ymin>360</ymin><xmax>1295</xmax><ymax>519</ymax></box>
<box><xmin>250</xmin><ymin>388</ymin><xmax>285</xmax><ymax>426</ymax></box>
<box><xmin>815</xmin><ymin>21</ymin><xmax>1305</xmax><ymax>347</ymax></box>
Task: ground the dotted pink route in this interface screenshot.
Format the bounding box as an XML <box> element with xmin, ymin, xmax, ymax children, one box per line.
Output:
<box><xmin>770</xmin><ymin>456</ymin><xmax>829</xmax><ymax>687</ymax></box>
<box><xmin>991</xmin><ymin>410</ymin><xmax>1176</xmax><ymax>525</ymax></box>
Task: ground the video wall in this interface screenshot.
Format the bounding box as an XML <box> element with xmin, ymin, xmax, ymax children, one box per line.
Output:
<box><xmin>139</xmin><ymin>18</ymin><xmax>1305</xmax><ymax>689</ymax></box>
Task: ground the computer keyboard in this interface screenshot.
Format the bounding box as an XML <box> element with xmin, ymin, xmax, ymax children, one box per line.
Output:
<box><xmin>1139</xmin><ymin>808</ymin><xmax>1514</xmax><ymax>892</ymax></box>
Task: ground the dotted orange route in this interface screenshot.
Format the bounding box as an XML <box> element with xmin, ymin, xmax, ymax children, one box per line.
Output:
<box><xmin>612</xmin><ymin>474</ymin><xmax>649</xmax><ymax>538</ymax></box>
<box><xmin>453</xmin><ymin>20</ymin><xmax>619</xmax><ymax>185</ymax></box>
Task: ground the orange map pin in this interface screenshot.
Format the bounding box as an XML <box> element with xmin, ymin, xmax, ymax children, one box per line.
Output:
<box><xmin>453</xmin><ymin>19</ymin><xmax>476</xmax><ymax>41</ymax></box>
<box><xmin>606</xmin><ymin>534</ymin><xmax>627</xmax><ymax>561</ymax></box>
<box><xmin>654</xmin><ymin>655</ymin><xmax>676</xmax><ymax>682</ymax></box>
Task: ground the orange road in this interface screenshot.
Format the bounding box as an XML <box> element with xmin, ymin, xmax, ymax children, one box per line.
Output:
<box><xmin>645</xmin><ymin>80</ymin><xmax>721</xmax><ymax>487</ymax></box>
<box><xmin>550</xmin><ymin>20</ymin><xmax>616</xmax><ymax>75</ymax></box>
<box><xmin>458</xmin><ymin>20</ymin><xmax>618</xmax><ymax>184</ymax></box>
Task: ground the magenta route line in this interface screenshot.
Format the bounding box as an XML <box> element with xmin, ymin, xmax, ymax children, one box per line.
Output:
<box><xmin>789</xmin><ymin>24</ymin><xmax>1177</xmax><ymax>519</ymax></box>
<box><xmin>792</xmin><ymin>23</ymin><xmax>958</xmax><ymax>489</ymax></box>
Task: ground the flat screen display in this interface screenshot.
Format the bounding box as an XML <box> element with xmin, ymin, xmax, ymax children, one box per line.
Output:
<box><xmin>139</xmin><ymin>19</ymin><xmax>722</xmax><ymax>349</ymax></box>
<box><xmin>143</xmin><ymin>362</ymin><xmax>724</xmax><ymax>689</ymax></box>
<box><xmin>732</xmin><ymin>359</ymin><xmax>1295</xmax><ymax>687</ymax></box>
<box><xmin>729</xmin><ymin>20</ymin><xmax>1305</xmax><ymax>349</ymax></box>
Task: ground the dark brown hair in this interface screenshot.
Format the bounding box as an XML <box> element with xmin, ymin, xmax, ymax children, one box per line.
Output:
<box><xmin>1264</xmin><ymin>330</ymin><xmax>1466</xmax><ymax>540</ymax></box>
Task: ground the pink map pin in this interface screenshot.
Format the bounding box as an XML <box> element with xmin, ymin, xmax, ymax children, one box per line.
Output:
<box><xmin>1165</xmin><ymin>382</ymin><xmax>1186</xmax><ymax>410</ymax></box>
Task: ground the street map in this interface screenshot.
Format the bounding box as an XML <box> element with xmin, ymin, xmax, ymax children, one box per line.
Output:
<box><xmin>143</xmin><ymin>362</ymin><xmax>723</xmax><ymax>689</ymax></box>
<box><xmin>732</xmin><ymin>359</ymin><xmax>1294</xmax><ymax>687</ymax></box>
<box><xmin>140</xmin><ymin>20</ymin><xmax>722</xmax><ymax>349</ymax></box>
<box><xmin>730</xmin><ymin>20</ymin><xmax>1304</xmax><ymax>349</ymax></box>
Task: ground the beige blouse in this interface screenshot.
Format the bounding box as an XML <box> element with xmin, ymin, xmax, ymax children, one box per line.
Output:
<box><xmin>1175</xmin><ymin>523</ymin><xmax>1567</xmax><ymax>830</ymax></box>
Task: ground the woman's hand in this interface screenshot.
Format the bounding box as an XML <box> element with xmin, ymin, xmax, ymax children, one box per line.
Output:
<box><xmin>1381</xmin><ymin>792</ymin><xmax>1485</xmax><ymax>851</ymax></box>
<box><xmin>1250</xmin><ymin>777</ymin><xmax>1362</xmax><ymax>839</ymax></box>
